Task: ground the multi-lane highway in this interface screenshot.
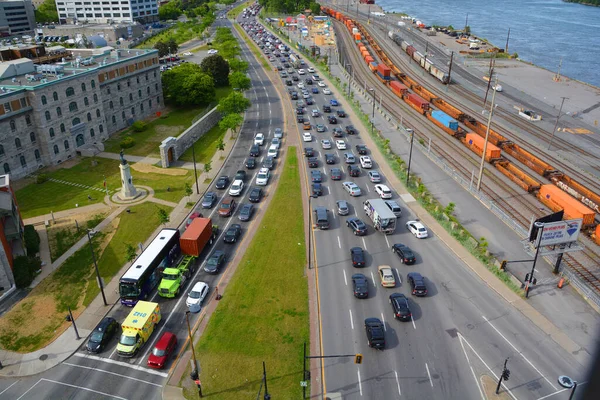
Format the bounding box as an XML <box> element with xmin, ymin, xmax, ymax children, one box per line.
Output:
<box><xmin>0</xmin><ymin>8</ymin><xmax>287</xmax><ymax>399</ymax></box>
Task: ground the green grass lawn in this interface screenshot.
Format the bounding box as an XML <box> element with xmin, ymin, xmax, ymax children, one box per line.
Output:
<box><xmin>235</xmin><ymin>24</ymin><xmax>270</xmax><ymax>70</ymax></box>
<box><xmin>177</xmin><ymin>123</ymin><xmax>227</xmax><ymax>164</ymax></box>
<box><xmin>48</xmin><ymin>213</ymin><xmax>106</xmax><ymax>262</ymax></box>
<box><xmin>181</xmin><ymin>148</ymin><xmax>308</xmax><ymax>399</ymax></box>
<box><xmin>16</xmin><ymin>158</ymin><xmax>191</xmax><ymax>219</ymax></box>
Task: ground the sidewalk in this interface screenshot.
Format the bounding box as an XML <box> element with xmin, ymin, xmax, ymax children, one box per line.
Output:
<box><xmin>0</xmin><ymin>132</ymin><xmax>238</xmax><ymax>378</ymax></box>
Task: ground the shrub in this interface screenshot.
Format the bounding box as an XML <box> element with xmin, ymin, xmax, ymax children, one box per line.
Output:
<box><xmin>13</xmin><ymin>256</ymin><xmax>41</xmax><ymax>288</ymax></box>
<box><xmin>36</xmin><ymin>174</ymin><xmax>48</xmax><ymax>184</ymax></box>
<box><xmin>131</xmin><ymin>120</ymin><xmax>147</xmax><ymax>132</ymax></box>
<box><xmin>23</xmin><ymin>225</ymin><xmax>40</xmax><ymax>255</ymax></box>
<box><xmin>120</xmin><ymin>136</ymin><xmax>135</xmax><ymax>148</ymax></box>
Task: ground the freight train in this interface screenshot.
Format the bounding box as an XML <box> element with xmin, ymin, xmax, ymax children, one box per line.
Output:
<box><xmin>388</xmin><ymin>31</ymin><xmax>450</xmax><ymax>84</ymax></box>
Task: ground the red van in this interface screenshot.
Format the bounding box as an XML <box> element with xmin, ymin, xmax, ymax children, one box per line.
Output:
<box><xmin>147</xmin><ymin>332</ymin><xmax>177</xmax><ymax>369</ymax></box>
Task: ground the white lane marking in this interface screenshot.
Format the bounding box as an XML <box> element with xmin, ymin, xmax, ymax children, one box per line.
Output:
<box><xmin>411</xmin><ymin>316</ymin><xmax>416</xmax><ymax>330</ymax></box>
<box><xmin>370</xmin><ymin>271</ymin><xmax>376</xmax><ymax>285</ymax></box>
<box><xmin>394</xmin><ymin>370</ymin><xmax>402</xmax><ymax>396</ymax></box>
<box><xmin>18</xmin><ymin>379</ymin><xmax>128</xmax><ymax>400</ymax></box>
<box><xmin>482</xmin><ymin>315</ymin><xmax>558</xmax><ymax>390</ymax></box>
<box><xmin>366</xmin><ymin>185</ymin><xmax>370</xmax><ymax>193</ymax></box>
<box><xmin>357</xmin><ymin>369</ymin><xmax>363</xmax><ymax>396</ymax></box>
<box><xmin>0</xmin><ymin>381</ymin><xmax>18</xmax><ymax>396</ymax></box>
<box><xmin>425</xmin><ymin>363</ymin><xmax>434</xmax><ymax>387</ymax></box>
<box><xmin>362</xmin><ymin>237</ymin><xmax>367</xmax><ymax>250</ymax></box>
<box><xmin>395</xmin><ymin>268</ymin><xmax>401</xmax><ymax>285</ymax></box>
<box><xmin>458</xmin><ymin>334</ymin><xmax>485</xmax><ymax>400</ymax></box>
<box><xmin>63</xmin><ymin>362</ymin><xmax>162</xmax><ymax>387</ymax></box>
<box><xmin>349</xmin><ymin>309</ymin><xmax>354</xmax><ymax>330</ymax></box>
<box><xmin>458</xmin><ymin>332</ymin><xmax>518</xmax><ymax>400</ymax></box>
<box><xmin>381</xmin><ymin>312</ymin><xmax>386</xmax><ymax>331</ymax></box>
<box><xmin>109</xmin><ymin>344</ymin><xmax>118</xmax><ymax>360</ymax></box>
<box><xmin>535</xmin><ymin>383</ymin><xmax>587</xmax><ymax>400</ymax></box>
<box><xmin>338</xmin><ymin>236</ymin><xmax>341</xmax><ymax>248</ymax></box>
<box><xmin>73</xmin><ymin>353</ymin><xmax>168</xmax><ymax>377</ymax></box>
<box><xmin>384</xmin><ymin>235</ymin><xmax>390</xmax><ymax>248</ymax></box>
<box><xmin>343</xmin><ymin>269</ymin><xmax>348</xmax><ymax>285</ymax></box>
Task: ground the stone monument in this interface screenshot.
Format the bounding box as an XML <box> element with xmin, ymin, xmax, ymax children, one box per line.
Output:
<box><xmin>118</xmin><ymin>150</ymin><xmax>140</xmax><ymax>200</ymax></box>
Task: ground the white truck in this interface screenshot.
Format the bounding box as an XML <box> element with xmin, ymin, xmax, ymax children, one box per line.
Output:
<box><xmin>363</xmin><ymin>199</ymin><xmax>397</xmax><ymax>234</ymax></box>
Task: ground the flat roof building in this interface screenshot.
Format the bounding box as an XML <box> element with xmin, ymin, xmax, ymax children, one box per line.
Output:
<box><xmin>56</xmin><ymin>0</ymin><xmax>158</xmax><ymax>24</ymax></box>
<box><xmin>0</xmin><ymin>0</ymin><xmax>35</xmax><ymax>36</ymax></box>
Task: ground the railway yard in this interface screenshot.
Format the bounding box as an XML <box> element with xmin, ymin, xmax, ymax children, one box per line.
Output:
<box><xmin>321</xmin><ymin>5</ymin><xmax>600</xmax><ymax>302</ymax></box>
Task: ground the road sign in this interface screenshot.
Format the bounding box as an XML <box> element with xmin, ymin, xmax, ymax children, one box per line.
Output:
<box><xmin>300</xmin><ymin>381</ymin><xmax>308</xmax><ymax>387</ymax></box>
<box><xmin>533</xmin><ymin>219</ymin><xmax>582</xmax><ymax>247</ymax></box>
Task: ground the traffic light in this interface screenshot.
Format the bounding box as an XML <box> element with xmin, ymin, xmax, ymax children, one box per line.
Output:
<box><xmin>502</xmin><ymin>369</ymin><xmax>510</xmax><ymax>381</ymax></box>
<box><xmin>525</xmin><ymin>273</ymin><xmax>530</xmax><ymax>282</ymax></box>
<box><xmin>500</xmin><ymin>260</ymin><xmax>507</xmax><ymax>270</ymax></box>
<box><xmin>355</xmin><ymin>354</ymin><xmax>363</xmax><ymax>364</ymax></box>
<box><xmin>190</xmin><ymin>369</ymin><xmax>199</xmax><ymax>380</ymax></box>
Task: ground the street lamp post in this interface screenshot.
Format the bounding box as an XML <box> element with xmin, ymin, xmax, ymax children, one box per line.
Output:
<box><xmin>66</xmin><ymin>307</ymin><xmax>81</xmax><ymax>340</ymax></box>
<box><xmin>548</xmin><ymin>96</ymin><xmax>568</xmax><ymax>150</ymax></box>
<box><xmin>476</xmin><ymin>77</ymin><xmax>498</xmax><ymax>192</ymax></box>
<box><xmin>345</xmin><ymin>63</ymin><xmax>352</xmax><ymax>97</ymax></box>
<box><xmin>369</xmin><ymin>88</ymin><xmax>376</xmax><ymax>136</ymax></box>
<box><xmin>186</xmin><ymin>311</ymin><xmax>203</xmax><ymax>398</ymax></box>
<box><xmin>406</xmin><ymin>129</ymin><xmax>415</xmax><ymax>186</ymax></box>
<box><xmin>87</xmin><ymin>229</ymin><xmax>107</xmax><ymax>306</ymax></box>
<box><xmin>263</xmin><ymin>361</ymin><xmax>271</xmax><ymax>400</ymax></box>
<box><xmin>525</xmin><ymin>222</ymin><xmax>544</xmax><ymax>298</ymax></box>
<box><xmin>191</xmin><ymin>139</ymin><xmax>200</xmax><ymax>194</ymax></box>
<box><xmin>568</xmin><ymin>381</ymin><xmax>578</xmax><ymax>400</ymax></box>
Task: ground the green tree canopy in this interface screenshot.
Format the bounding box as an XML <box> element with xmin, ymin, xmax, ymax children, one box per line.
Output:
<box><xmin>200</xmin><ymin>54</ymin><xmax>230</xmax><ymax>87</ymax></box>
<box><xmin>217</xmin><ymin>91</ymin><xmax>251</xmax><ymax>115</ymax></box>
<box><xmin>35</xmin><ymin>0</ymin><xmax>59</xmax><ymax>24</ymax></box>
<box><xmin>154</xmin><ymin>39</ymin><xmax>178</xmax><ymax>57</ymax></box>
<box><xmin>219</xmin><ymin>113</ymin><xmax>244</xmax><ymax>134</ymax></box>
<box><xmin>228</xmin><ymin>58</ymin><xmax>249</xmax><ymax>73</ymax></box>
<box><xmin>162</xmin><ymin>63</ymin><xmax>216</xmax><ymax>106</ymax></box>
<box><xmin>229</xmin><ymin>72</ymin><xmax>251</xmax><ymax>91</ymax></box>
<box><xmin>158</xmin><ymin>0</ymin><xmax>183</xmax><ymax>21</ymax></box>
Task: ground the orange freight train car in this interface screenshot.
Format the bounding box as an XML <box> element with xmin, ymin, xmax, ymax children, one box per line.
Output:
<box><xmin>462</xmin><ymin>133</ymin><xmax>501</xmax><ymax>161</ymax></box>
<box><xmin>404</xmin><ymin>93</ymin><xmax>429</xmax><ymax>114</ymax></box>
<box><xmin>537</xmin><ymin>185</ymin><xmax>596</xmax><ymax>226</ymax></box>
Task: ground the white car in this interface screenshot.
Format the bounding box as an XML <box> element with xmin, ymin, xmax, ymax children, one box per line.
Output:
<box><xmin>335</xmin><ymin>140</ymin><xmax>346</xmax><ymax>150</ymax></box>
<box><xmin>321</xmin><ymin>139</ymin><xmax>332</xmax><ymax>149</ymax></box>
<box><xmin>298</xmin><ymin>69</ymin><xmax>306</xmax><ymax>75</ymax></box>
<box><xmin>317</xmin><ymin>81</ymin><xmax>326</xmax><ymax>87</ymax></box>
<box><xmin>493</xmin><ymin>84</ymin><xmax>503</xmax><ymax>92</ymax></box>
<box><xmin>303</xmin><ymin>92</ymin><xmax>310</xmax><ymax>99</ymax></box>
<box><xmin>406</xmin><ymin>220</ymin><xmax>429</xmax><ymax>239</ymax></box>
<box><xmin>256</xmin><ymin>168</ymin><xmax>270</xmax><ymax>185</ymax></box>
<box><xmin>297</xmin><ymin>82</ymin><xmax>305</xmax><ymax>89</ymax></box>
<box><xmin>186</xmin><ymin>282</ymin><xmax>209</xmax><ymax>311</ymax></box>
<box><xmin>307</xmin><ymin>67</ymin><xmax>315</xmax><ymax>73</ymax></box>
<box><xmin>359</xmin><ymin>156</ymin><xmax>372</xmax><ymax>169</ymax></box>
<box><xmin>303</xmin><ymin>132</ymin><xmax>312</xmax><ymax>142</ymax></box>
<box><xmin>254</xmin><ymin>132</ymin><xmax>265</xmax><ymax>146</ymax></box>
<box><xmin>323</xmin><ymin>88</ymin><xmax>332</xmax><ymax>95</ymax></box>
<box><xmin>229</xmin><ymin>179</ymin><xmax>244</xmax><ymax>196</ymax></box>
<box><xmin>342</xmin><ymin>181</ymin><xmax>362</xmax><ymax>197</ymax></box>
<box><xmin>374</xmin><ymin>184</ymin><xmax>392</xmax><ymax>199</ymax></box>
<box><xmin>183</xmin><ymin>51</ymin><xmax>193</xmax><ymax>56</ymax></box>
<box><xmin>311</xmin><ymin>109</ymin><xmax>320</xmax><ymax>117</ymax></box>
<box><xmin>267</xmin><ymin>144</ymin><xmax>279</xmax><ymax>158</ymax></box>
<box><xmin>208</xmin><ymin>49</ymin><xmax>218</xmax><ymax>55</ymax></box>
<box><xmin>368</xmin><ymin>171</ymin><xmax>381</xmax><ymax>183</ymax></box>
<box><xmin>271</xmin><ymin>137</ymin><xmax>281</xmax><ymax>149</ymax></box>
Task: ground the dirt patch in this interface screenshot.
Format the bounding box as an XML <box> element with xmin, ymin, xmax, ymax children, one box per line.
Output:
<box><xmin>131</xmin><ymin>162</ymin><xmax>188</xmax><ymax>175</ymax></box>
<box><xmin>154</xmin><ymin>125</ymin><xmax>184</xmax><ymax>138</ymax></box>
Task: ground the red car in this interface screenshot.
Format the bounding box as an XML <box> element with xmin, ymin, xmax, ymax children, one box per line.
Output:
<box><xmin>186</xmin><ymin>212</ymin><xmax>202</xmax><ymax>228</ymax></box>
<box><xmin>147</xmin><ymin>332</ymin><xmax>177</xmax><ymax>369</ymax></box>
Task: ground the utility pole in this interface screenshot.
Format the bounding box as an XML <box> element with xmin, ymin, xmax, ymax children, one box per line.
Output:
<box><xmin>483</xmin><ymin>54</ymin><xmax>495</xmax><ymax>107</ymax></box>
<box><xmin>464</xmin><ymin>13</ymin><xmax>469</xmax><ymax>34</ymax></box>
<box><xmin>406</xmin><ymin>129</ymin><xmax>415</xmax><ymax>185</ymax></box>
<box><xmin>87</xmin><ymin>229</ymin><xmax>107</xmax><ymax>306</ymax></box>
<box><xmin>369</xmin><ymin>88</ymin><xmax>376</xmax><ymax>136</ymax></box>
<box><xmin>495</xmin><ymin>358</ymin><xmax>510</xmax><ymax>394</ymax></box>
<box><xmin>548</xmin><ymin>96</ymin><xmax>568</xmax><ymax>150</ymax></box>
<box><xmin>525</xmin><ymin>222</ymin><xmax>544</xmax><ymax>298</ymax></box>
<box><xmin>505</xmin><ymin>28</ymin><xmax>511</xmax><ymax>53</ymax></box>
<box><xmin>263</xmin><ymin>361</ymin><xmax>271</xmax><ymax>400</ymax></box>
<box><xmin>186</xmin><ymin>311</ymin><xmax>202</xmax><ymax>398</ymax></box>
<box><xmin>554</xmin><ymin>57</ymin><xmax>563</xmax><ymax>82</ymax></box>
<box><xmin>447</xmin><ymin>51</ymin><xmax>454</xmax><ymax>85</ymax></box>
<box><xmin>476</xmin><ymin>77</ymin><xmax>498</xmax><ymax>191</ymax></box>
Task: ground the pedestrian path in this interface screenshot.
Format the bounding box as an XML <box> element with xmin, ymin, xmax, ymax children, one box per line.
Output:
<box><xmin>48</xmin><ymin>178</ymin><xmax>108</xmax><ymax>193</ymax></box>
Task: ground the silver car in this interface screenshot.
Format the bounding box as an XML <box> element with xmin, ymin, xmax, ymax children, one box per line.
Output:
<box><xmin>201</xmin><ymin>192</ymin><xmax>217</xmax><ymax>208</ymax></box>
<box><xmin>274</xmin><ymin>128</ymin><xmax>283</xmax><ymax>138</ymax></box>
<box><xmin>336</xmin><ymin>200</ymin><xmax>349</xmax><ymax>216</ymax></box>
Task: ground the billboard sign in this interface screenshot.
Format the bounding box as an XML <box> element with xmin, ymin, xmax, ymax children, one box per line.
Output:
<box><xmin>535</xmin><ymin>219</ymin><xmax>583</xmax><ymax>247</ymax></box>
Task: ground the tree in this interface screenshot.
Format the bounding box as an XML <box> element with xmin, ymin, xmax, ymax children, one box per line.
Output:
<box><xmin>216</xmin><ymin>138</ymin><xmax>225</xmax><ymax>156</ymax></box>
<box><xmin>219</xmin><ymin>113</ymin><xmax>244</xmax><ymax>138</ymax></box>
<box><xmin>158</xmin><ymin>1</ymin><xmax>182</xmax><ymax>21</ymax></box>
<box><xmin>157</xmin><ymin>208</ymin><xmax>170</xmax><ymax>226</ymax></box>
<box><xmin>229</xmin><ymin>72</ymin><xmax>251</xmax><ymax>91</ymax></box>
<box><xmin>217</xmin><ymin>91</ymin><xmax>251</xmax><ymax>115</ymax></box>
<box><xmin>125</xmin><ymin>243</ymin><xmax>137</xmax><ymax>263</ymax></box>
<box><xmin>200</xmin><ymin>54</ymin><xmax>230</xmax><ymax>87</ymax></box>
<box><xmin>24</xmin><ymin>225</ymin><xmax>40</xmax><ymax>255</ymax></box>
<box><xmin>162</xmin><ymin>63</ymin><xmax>216</xmax><ymax>106</ymax></box>
<box><xmin>228</xmin><ymin>58</ymin><xmax>249</xmax><ymax>73</ymax></box>
<box><xmin>166</xmin><ymin>39</ymin><xmax>179</xmax><ymax>55</ymax></box>
<box><xmin>219</xmin><ymin>40</ymin><xmax>241</xmax><ymax>60</ymax></box>
<box><xmin>13</xmin><ymin>256</ymin><xmax>41</xmax><ymax>288</ymax></box>
<box><xmin>154</xmin><ymin>41</ymin><xmax>169</xmax><ymax>58</ymax></box>
<box><xmin>184</xmin><ymin>182</ymin><xmax>193</xmax><ymax>201</ymax></box>
<box><xmin>35</xmin><ymin>0</ymin><xmax>59</xmax><ymax>24</ymax></box>
<box><xmin>203</xmin><ymin>161</ymin><xmax>212</xmax><ymax>179</ymax></box>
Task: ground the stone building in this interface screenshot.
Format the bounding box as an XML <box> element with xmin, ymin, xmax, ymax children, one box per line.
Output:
<box><xmin>0</xmin><ymin>47</ymin><xmax>163</xmax><ymax>179</ymax></box>
<box><xmin>0</xmin><ymin>0</ymin><xmax>36</xmax><ymax>36</ymax></box>
<box><xmin>55</xmin><ymin>0</ymin><xmax>158</xmax><ymax>24</ymax></box>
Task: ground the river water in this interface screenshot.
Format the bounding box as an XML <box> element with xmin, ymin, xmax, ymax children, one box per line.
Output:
<box><xmin>376</xmin><ymin>0</ymin><xmax>600</xmax><ymax>87</ymax></box>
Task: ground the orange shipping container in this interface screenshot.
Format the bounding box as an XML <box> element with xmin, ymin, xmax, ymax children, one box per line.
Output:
<box><xmin>180</xmin><ymin>218</ymin><xmax>213</xmax><ymax>257</ymax></box>
<box><xmin>354</xmin><ymin>33</ymin><xmax>362</xmax><ymax>41</ymax></box>
<box><xmin>361</xmin><ymin>50</ymin><xmax>370</xmax><ymax>58</ymax></box>
<box><xmin>365</xmin><ymin>55</ymin><xmax>374</xmax><ymax>63</ymax></box>
<box><xmin>463</xmin><ymin>133</ymin><xmax>501</xmax><ymax>161</ymax></box>
<box><xmin>538</xmin><ymin>185</ymin><xmax>596</xmax><ymax>226</ymax></box>
<box><xmin>358</xmin><ymin>45</ymin><xmax>367</xmax><ymax>53</ymax></box>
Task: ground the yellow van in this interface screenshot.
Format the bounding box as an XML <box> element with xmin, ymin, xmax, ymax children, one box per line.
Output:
<box><xmin>117</xmin><ymin>301</ymin><xmax>161</xmax><ymax>357</ymax></box>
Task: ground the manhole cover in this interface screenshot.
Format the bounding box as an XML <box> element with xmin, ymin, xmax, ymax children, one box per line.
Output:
<box><xmin>558</xmin><ymin>375</ymin><xmax>574</xmax><ymax>388</ymax></box>
<box><xmin>446</xmin><ymin>328</ymin><xmax>458</xmax><ymax>338</ymax></box>
<box><xmin>39</xmin><ymin>354</ymin><xmax>48</xmax><ymax>361</ymax></box>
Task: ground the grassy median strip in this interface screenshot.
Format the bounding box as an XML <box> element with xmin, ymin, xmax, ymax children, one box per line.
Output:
<box><xmin>234</xmin><ymin>24</ymin><xmax>270</xmax><ymax>70</ymax></box>
<box><xmin>181</xmin><ymin>148</ymin><xmax>308</xmax><ymax>399</ymax></box>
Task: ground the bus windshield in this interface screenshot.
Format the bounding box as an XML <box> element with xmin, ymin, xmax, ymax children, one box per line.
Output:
<box><xmin>119</xmin><ymin>282</ymin><xmax>139</xmax><ymax>298</ymax></box>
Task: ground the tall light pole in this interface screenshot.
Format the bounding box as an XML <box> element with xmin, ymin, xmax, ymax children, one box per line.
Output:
<box><xmin>369</xmin><ymin>88</ymin><xmax>376</xmax><ymax>136</ymax></box>
<box><xmin>525</xmin><ymin>222</ymin><xmax>544</xmax><ymax>298</ymax></box>
<box><xmin>191</xmin><ymin>138</ymin><xmax>200</xmax><ymax>194</ymax></box>
<box><xmin>345</xmin><ymin>63</ymin><xmax>352</xmax><ymax>96</ymax></box>
<box><xmin>476</xmin><ymin>77</ymin><xmax>498</xmax><ymax>192</ymax></box>
<box><xmin>406</xmin><ymin>129</ymin><xmax>415</xmax><ymax>186</ymax></box>
<box><xmin>87</xmin><ymin>229</ymin><xmax>107</xmax><ymax>306</ymax></box>
<box><xmin>186</xmin><ymin>311</ymin><xmax>203</xmax><ymax>398</ymax></box>
<box><xmin>548</xmin><ymin>96</ymin><xmax>568</xmax><ymax>150</ymax></box>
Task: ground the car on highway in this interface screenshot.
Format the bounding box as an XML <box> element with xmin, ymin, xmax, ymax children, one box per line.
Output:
<box><xmin>307</xmin><ymin>157</ymin><xmax>319</xmax><ymax>168</ymax></box>
<box><xmin>297</xmin><ymin>115</ymin><xmax>304</xmax><ymax>123</ymax></box>
<box><xmin>328</xmin><ymin>168</ymin><xmax>341</xmax><ymax>181</ymax></box>
<box><xmin>86</xmin><ymin>317</ymin><xmax>119</xmax><ymax>353</ymax></box>
<box><xmin>297</xmin><ymin>82</ymin><xmax>305</xmax><ymax>89</ymax></box>
<box><xmin>336</xmin><ymin>110</ymin><xmax>346</xmax><ymax>118</ymax></box>
<box><xmin>215</xmin><ymin>175</ymin><xmax>229</xmax><ymax>190</ymax></box>
<box><xmin>392</xmin><ymin>243</ymin><xmax>416</xmax><ymax>264</ymax></box>
<box><xmin>249</xmin><ymin>144</ymin><xmax>260</xmax><ymax>157</ymax></box>
<box><xmin>218</xmin><ymin>197</ymin><xmax>236</xmax><ymax>217</ymax></box>
<box><xmin>347</xmin><ymin>217</ymin><xmax>368</xmax><ymax>236</ymax></box>
<box><xmin>303</xmin><ymin>147</ymin><xmax>315</xmax><ymax>157</ymax></box>
<box><xmin>292</xmin><ymin>75</ymin><xmax>299</xmax><ymax>81</ymax></box>
<box><xmin>312</xmin><ymin>87</ymin><xmax>319</xmax><ymax>94</ymax></box>
<box><xmin>302</xmin><ymin>132</ymin><xmax>312</xmax><ymax>142</ymax></box>
<box><xmin>352</xmin><ymin>274</ymin><xmax>369</xmax><ymax>299</ymax></box>
<box><xmin>298</xmin><ymin>68</ymin><xmax>305</xmax><ymax>75</ymax></box>
<box><xmin>342</xmin><ymin>181</ymin><xmax>361</xmax><ymax>196</ymax></box>
<box><xmin>245</xmin><ymin>157</ymin><xmax>256</xmax><ymax>169</ymax></box>
<box><xmin>223</xmin><ymin>224</ymin><xmax>242</xmax><ymax>244</ymax></box>
<box><xmin>147</xmin><ymin>332</ymin><xmax>177</xmax><ymax>369</ymax></box>
<box><xmin>316</xmin><ymin>124</ymin><xmax>326</xmax><ymax>132</ymax></box>
<box><xmin>323</xmin><ymin>88</ymin><xmax>332</xmax><ymax>95</ymax></box>
<box><xmin>285</xmin><ymin>80</ymin><xmax>292</xmax><ymax>86</ymax></box>
<box><xmin>365</xmin><ymin>318</ymin><xmax>385</xmax><ymax>350</ymax></box>
<box><xmin>327</xmin><ymin>116</ymin><xmax>338</xmax><ymax>124</ymax></box>
<box><xmin>267</xmin><ymin>144</ymin><xmax>279</xmax><ymax>158</ymax></box>
<box><xmin>323</xmin><ymin>105</ymin><xmax>331</xmax><ymax>113</ymax></box>
<box><xmin>254</xmin><ymin>132</ymin><xmax>265</xmax><ymax>145</ymax></box>
<box><xmin>390</xmin><ymin>293</ymin><xmax>412</xmax><ymax>321</ymax></box>
<box><xmin>374</xmin><ymin>184</ymin><xmax>392</xmax><ymax>199</ymax></box>
<box><xmin>271</xmin><ymin>137</ymin><xmax>281</xmax><ymax>149</ymax></box>
<box><xmin>274</xmin><ymin>127</ymin><xmax>283</xmax><ymax>138</ymax></box>
<box><xmin>235</xmin><ymin>170</ymin><xmax>246</xmax><ymax>182</ymax></box>
<box><xmin>385</xmin><ymin>200</ymin><xmax>402</xmax><ymax>217</ymax></box>
<box><xmin>330</xmin><ymin>99</ymin><xmax>339</xmax><ymax>106</ymax></box>
<box><xmin>325</xmin><ymin>153</ymin><xmax>336</xmax><ymax>165</ymax></box>
<box><xmin>368</xmin><ymin>171</ymin><xmax>381</xmax><ymax>183</ymax></box>
<box><xmin>304</xmin><ymin>78</ymin><xmax>313</xmax><ymax>85</ymax></box>
<box><xmin>262</xmin><ymin>156</ymin><xmax>275</xmax><ymax>170</ymax></box>
<box><xmin>331</xmin><ymin>127</ymin><xmax>343</xmax><ymax>137</ymax></box>
<box><xmin>346</xmin><ymin>125</ymin><xmax>358</xmax><ymax>135</ymax></box>
<box><xmin>204</xmin><ymin>250</ymin><xmax>225</xmax><ymax>274</ymax></box>
<box><xmin>321</xmin><ymin>139</ymin><xmax>332</xmax><ymax>149</ymax></box>
<box><xmin>201</xmin><ymin>192</ymin><xmax>217</xmax><ymax>209</ymax></box>
<box><xmin>185</xmin><ymin>212</ymin><xmax>202</xmax><ymax>228</ymax></box>
<box><xmin>348</xmin><ymin>165</ymin><xmax>360</xmax><ymax>177</ymax></box>
<box><xmin>253</xmin><ymin>167</ymin><xmax>269</xmax><ymax>186</ymax></box>
<box><xmin>208</xmin><ymin>49</ymin><xmax>218</xmax><ymax>54</ymax></box>
<box><xmin>238</xmin><ymin>203</ymin><xmax>254</xmax><ymax>221</ymax></box>
<box><xmin>407</xmin><ymin>272</ymin><xmax>428</xmax><ymax>296</ymax></box>
<box><xmin>344</xmin><ymin>152</ymin><xmax>356</xmax><ymax>164</ymax></box>
<box><xmin>378</xmin><ymin>265</ymin><xmax>396</xmax><ymax>288</ymax></box>
<box><xmin>359</xmin><ymin>156</ymin><xmax>372</xmax><ymax>169</ymax></box>
<box><xmin>307</xmin><ymin>67</ymin><xmax>315</xmax><ymax>73</ymax></box>
<box><xmin>248</xmin><ymin>187</ymin><xmax>262</xmax><ymax>203</ymax></box>
<box><xmin>312</xmin><ymin>182</ymin><xmax>323</xmax><ymax>196</ymax></box>
<box><xmin>183</xmin><ymin>52</ymin><xmax>193</xmax><ymax>56</ymax></box>
<box><xmin>228</xmin><ymin>180</ymin><xmax>244</xmax><ymax>196</ymax></box>
<box><xmin>355</xmin><ymin>144</ymin><xmax>368</xmax><ymax>155</ymax></box>
<box><xmin>186</xmin><ymin>281</ymin><xmax>209</xmax><ymax>311</ymax></box>
<box><xmin>335</xmin><ymin>140</ymin><xmax>346</xmax><ymax>150</ymax></box>
<box><xmin>311</xmin><ymin>170</ymin><xmax>322</xmax><ymax>182</ymax></box>
<box><xmin>311</xmin><ymin>109</ymin><xmax>320</xmax><ymax>117</ymax></box>
<box><xmin>350</xmin><ymin>246</ymin><xmax>365</xmax><ymax>267</ymax></box>
<box><xmin>406</xmin><ymin>220</ymin><xmax>429</xmax><ymax>239</ymax></box>
<box><xmin>317</xmin><ymin>81</ymin><xmax>326</xmax><ymax>87</ymax></box>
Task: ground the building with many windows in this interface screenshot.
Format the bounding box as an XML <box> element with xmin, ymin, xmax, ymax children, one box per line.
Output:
<box><xmin>0</xmin><ymin>0</ymin><xmax>36</xmax><ymax>36</ymax></box>
<box><xmin>0</xmin><ymin>173</ymin><xmax>24</xmax><ymax>296</ymax></box>
<box><xmin>56</xmin><ymin>0</ymin><xmax>158</xmax><ymax>24</ymax></box>
<box><xmin>0</xmin><ymin>47</ymin><xmax>163</xmax><ymax>179</ymax></box>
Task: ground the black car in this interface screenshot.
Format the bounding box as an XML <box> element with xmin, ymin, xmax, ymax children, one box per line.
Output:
<box><xmin>263</xmin><ymin>156</ymin><xmax>275</xmax><ymax>170</ymax></box>
<box><xmin>201</xmin><ymin>191</ymin><xmax>217</xmax><ymax>209</ymax></box>
<box><xmin>350</xmin><ymin>247</ymin><xmax>365</xmax><ymax>267</ymax></box>
<box><xmin>248</xmin><ymin>187</ymin><xmax>263</xmax><ymax>203</ymax></box>
<box><xmin>305</xmin><ymin>97</ymin><xmax>314</xmax><ymax>105</ymax></box>
<box><xmin>330</xmin><ymin>167</ymin><xmax>342</xmax><ymax>180</ymax></box>
<box><xmin>303</xmin><ymin>147</ymin><xmax>315</xmax><ymax>157</ymax></box>
<box><xmin>348</xmin><ymin>165</ymin><xmax>360</xmax><ymax>177</ymax></box>
<box><xmin>327</xmin><ymin>116</ymin><xmax>338</xmax><ymax>124</ymax></box>
<box><xmin>224</xmin><ymin>224</ymin><xmax>242</xmax><ymax>243</ymax></box>
<box><xmin>296</xmin><ymin>107</ymin><xmax>304</xmax><ymax>115</ymax></box>
<box><xmin>325</xmin><ymin>153</ymin><xmax>335</xmax><ymax>164</ymax></box>
<box><xmin>239</xmin><ymin>203</ymin><xmax>254</xmax><ymax>221</ymax></box>
<box><xmin>390</xmin><ymin>293</ymin><xmax>412</xmax><ymax>321</ymax></box>
<box><xmin>297</xmin><ymin>115</ymin><xmax>304</xmax><ymax>123</ymax></box>
<box><xmin>392</xmin><ymin>243</ymin><xmax>416</xmax><ymax>264</ymax></box>
<box><xmin>307</xmin><ymin>157</ymin><xmax>319</xmax><ymax>168</ymax></box>
<box><xmin>352</xmin><ymin>273</ymin><xmax>369</xmax><ymax>299</ymax></box>
<box><xmin>292</xmin><ymin>75</ymin><xmax>299</xmax><ymax>81</ymax></box>
<box><xmin>332</xmin><ymin>127</ymin><xmax>344</xmax><ymax>137</ymax></box>
<box><xmin>86</xmin><ymin>317</ymin><xmax>119</xmax><ymax>353</ymax></box>
<box><xmin>245</xmin><ymin>157</ymin><xmax>257</xmax><ymax>169</ymax></box>
<box><xmin>304</xmin><ymin>78</ymin><xmax>313</xmax><ymax>85</ymax></box>
<box><xmin>235</xmin><ymin>170</ymin><xmax>247</xmax><ymax>182</ymax></box>
<box><xmin>336</xmin><ymin>110</ymin><xmax>346</xmax><ymax>117</ymax></box>
<box><xmin>215</xmin><ymin>175</ymin><xmax>229</xmax><ymax>190</ymax></box>
<box><xmin>312</xmin><ymin>182</ymin><xmax>323</xmax><ymax>196</ymax></box>
<box><xmin>355</xmin><ymin>144</ymin><xmax>368</xmax><ymax>155</ymax></box>
<box><xmin>286</xmin><ymin>80</ymin><xmax>292</xmax><ymax>86</ymax></box>
<box><xmin>365</xmin><ymin>318</ymin><xmax>385</xmax><ymax>349</ymax></box>
<box><xmin>311</xmin><ymin>170</ymin><xmax>322</xmax><ymax>182</ymax></box>
<box><xmin>347</xmin><ymin>217</ymin><xmax>367</xmax><ymax>236</ymax></box>
<box><xmin>407</xmin><ymin>272</ymin><xmax>428</xmax><ymax>296</ymax></box>
<box><xmin>323</xmin><ymin>105</ymin><xmax>331</xmax><ymax>113</ymax></box>
<box><xmin>249</xmin><ymin>144</ymin><xmax>260</xmax><ymax>157</ymax></box>
<box><xmin>346</xmin><ymin>125</ymin><xmax>358</xmax><ymax>135</ymax></box>
<box><xmin>291</xmin><ymin>91</ymin><xmax>298</xmax><ymax>100</ymax></box>
<box><xmin>204</xmin><ymin>250</ymin><xmax>225</xmax><ymax>274</ymax></box>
